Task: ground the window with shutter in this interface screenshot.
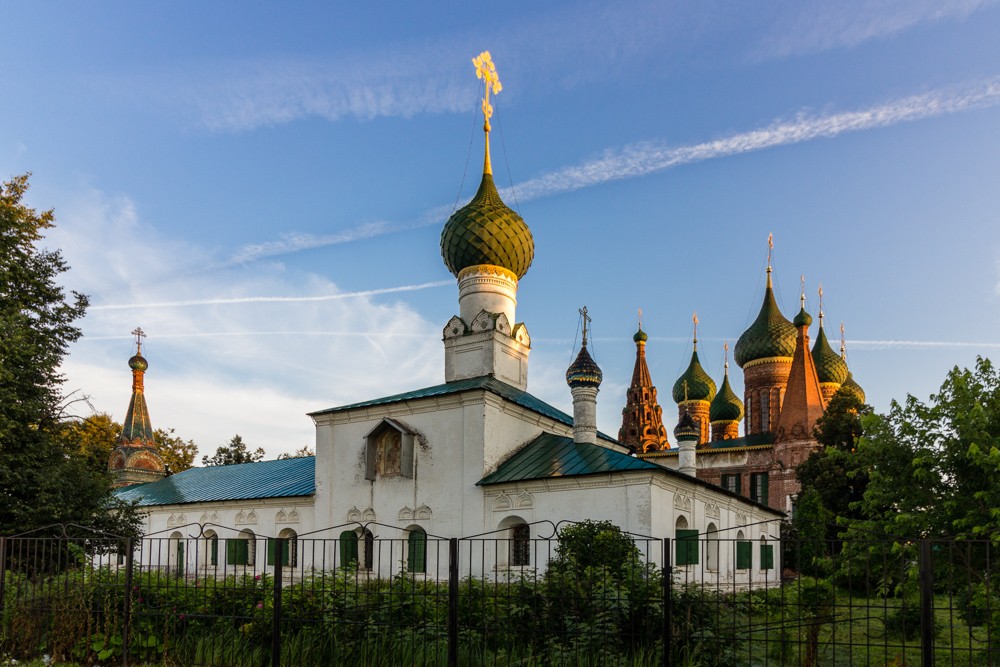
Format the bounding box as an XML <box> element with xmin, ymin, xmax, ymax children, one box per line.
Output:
<box><xmin>736</xmin><ymin>541</ymin><xmax>752</xmax><ymax>569</ymax></box>
<box><xmin>760</xmin><ymin>543</ymin><xmax>774</xmax><ymax>570</ymax></box>
<box><xmin>675</xmin><ymin>529</ymin><xmax>699</xmax><ymax>565</ymax></box>
<box><xmin>407</xmin><ymin>529</ymin><xmax>427</xmax><ymax>573</ymax></box>
<box><xmin>339</xmin><ymin>531</ymin><xmax>358</xmax><ymax>568</ymax></box>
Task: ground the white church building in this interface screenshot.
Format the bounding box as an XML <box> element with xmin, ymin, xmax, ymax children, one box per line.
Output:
<box><xmin>114</xmin><ymin>54</ymin><xmax>782</xmax><ymax>585</ymax></box>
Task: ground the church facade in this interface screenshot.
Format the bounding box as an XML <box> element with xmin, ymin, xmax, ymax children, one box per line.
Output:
<box><xmin>113</xmin><ymin>53</ymin><xmax>783</xmax><ymax>584</ymax></box>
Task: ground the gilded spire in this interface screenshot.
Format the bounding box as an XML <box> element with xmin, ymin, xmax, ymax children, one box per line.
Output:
<box><xmin>766</xmin><ymin>232</ymin><xmax>774</xmax><ymax>287</ymax></box>
<box><xmin>840</xmin><ymin>322</ymin><xmax>847</xmax><ymax>360</ymax></box>
<box><xmin>473</xmin><ymin>51</ymin><xmax>501</xmax><ymax>176</ymax></box>
<box><xmin>692</xmin><ymin>311</ymin><xmax>699</xmax><ymax>351</ymax></box>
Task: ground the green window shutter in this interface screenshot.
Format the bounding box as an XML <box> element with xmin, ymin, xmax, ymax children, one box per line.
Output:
<box><xmin>226</xmin><ymin>539</ymin><xmax>237</xmax><ymax>565</ymax></box>
<box><xmin>675</xmin><ymin>529</ymin><xmax>699</xmax><ymax>565</ymax></box>
<box><xmin>760</xmin><ymin>544</ymin><xmax>774</xmax><ymax>570</ymax></box>
<box><xmin>736</xmin><ymin>541</ymin><xmax>752</xmax><ymax>569</ymax></box>
<box><xmin>339</xmin><ymin>531</ymin><xmax>358</xmax><ymax>568</ymax></box>
<box><xmin>408</xmin><ymin>531</ymin><xmax>426</xmax><ymax>573</ymax></box>
<box><xmin>210</xmin><ymin>538</ymin><xmax>218</xmax><ymax>566</ymax></box>
<box><xmin>266</xmin><ymin>539</ymin><xmax>276</xmax><ymax>566</ymax></box>
<box><xmin>281</xmin><ymin>539</ymin><xmax>291</xmax><ymax>567</ymax></box>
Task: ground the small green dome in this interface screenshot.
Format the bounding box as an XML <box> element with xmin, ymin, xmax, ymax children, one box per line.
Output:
<box><xmin>840</xmin><ymin>372</ymin><xmax>866</xmax><ymax>403</ymax></box>
<box><xmin>710</xmin><ymin>373</ymin><xmax>743</xmax><ymax>423</ymax></box>
<box><xmin>734</xmin><ymin>281</ymin><xmax>797</xmax><ymax>367</ymax></box>
<box><xmin>674</xmin><ymin>411</ymin><xmax>699</xmax><ymax>440</ymax></box>
<box><xmin>793</xmin><ymin>307</ymin><xmax>812</xmax><ymax>328</ymax></box>
<box><xmin>128</xmin><ymin>353</ymin><xmax>148</xmax><ymax>372</ymax></box>
<box><xmin>812</xmin><ymin>325</ymin><xmax>849</xmax><ymax>385</ymax></box>
<box><xmin>566</xmin><ymin>344</ymin><xmax>603</xmax><ymax>388</ymax></box>
<box><xmin>440</xmin><ymin>173</ymin><xmax>534</xmax><ymax>279</ymax></box>
<box><xmin>672</xmin><ymin>350</ymin><xmax>717</xmax><ymax>404</ymax></box>
<box><xmin>633</xmin><ymin>327</ymin><xmax>648</xmax><ymax>343</ymax></box>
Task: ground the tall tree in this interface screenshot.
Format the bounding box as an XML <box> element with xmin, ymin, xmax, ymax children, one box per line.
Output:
<box><xmin>154</xmin><ymin>427</ymin><xmax>197</xmax><ymax>473</ymax></box>
<box><xmin>202</xmin><ymin>434</ymin><xmax>265</xmax><ymax>466</ymax></box>
<box><xmin>0</xmin><ymin>174</ymin><xmax>140</xmax><ymax>536</ymax></box>
<box><xmin>852</xmin><ymin>357</ymin><xmax>1000</xmax><ymax>540</ymax></box>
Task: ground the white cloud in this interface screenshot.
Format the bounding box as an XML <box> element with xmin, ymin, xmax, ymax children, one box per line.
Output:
<box><xmin>48</xmin><ymin>187</ymin><xmax>444</xmax><ymax>458</ymax></box>
<box><xmin>230</xmin><ymin>76</ymin><xmax>1000</xmax><ymax>263</ymax></box>
<box><xmin>754</xmin><ymin>0</ymin><xmax>997</xmax><ymax>60</ymax></box>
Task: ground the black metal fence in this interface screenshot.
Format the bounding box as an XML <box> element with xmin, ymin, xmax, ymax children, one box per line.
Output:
<box><xmin>0</xmin><ymin>524</ymin><xmax>996</xmax><ymax>666</ymax></box>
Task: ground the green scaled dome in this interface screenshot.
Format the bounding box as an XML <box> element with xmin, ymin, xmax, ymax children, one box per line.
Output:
<box><xmin>710</xmin><ymin>373</ymin><xmax>743</xmax><ymax>422</ymax></box>
<box><xmin>566</xmin><ymin>345</ymin><xmax>603</xmax><ymax>388</ymax></box>
<box><xmin>672</xmin><ymin>350</ymin><xmax>717</xmax><ymax>403</ymax></box>
<box><xmin>633</xmin><ymin>327</ymin><xmax>648</xmax><ymax>343</ymax></box>
<box><xmin>812</xmin><ymin>325</ymin><xmax>849</xmax><ymax>385</ymax></box>
<box><xmin>793</xmin><ymin>307</ymin><xmax>812</xmax><ymax>328</ymax></box>
<box><xmin>128</xmin><ymin>353</ymin><xmax>148</xmax><ymax>372</ymax></box>
<box><xmin>440</xmin><ymin>173</ymin><xmax>534</xmax><ymax>279</ymax></box>
<box><xmin>734</xmin><ymin>280</ymin><xmax>797</xmax><ymax>367</ymax></box>
<box><xmin>840</xmin><ymin>372</ymin><xmax>866</xmax><ymax>403</ymax></box>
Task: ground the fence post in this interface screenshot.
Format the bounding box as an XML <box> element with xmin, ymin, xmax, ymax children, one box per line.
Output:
<box><xmin>448</xmin><ymin>537</ymin><xmax>459</xmax><ymax>667</ymax></box>
<box><xmin>663</xmin><ymin>537</ymin><xmax>672</xmax><ymax>667</ymax></box>
<box><xmin>919</xmin><ymin>539</ymin><xmax>934</xmax><ymax>667</ymax></box>
<box><xmin>272</xmin><ymin>537</ymin><xmax>284</xmax><ymax>667</ymax></box>
<box><xmin>122</xmin><ymin>537</ymin><xmax>135</xmax><ymax>667</ymax></box>
<box><xmin>0</xmin><ymin>536</ymin><xmax>7</xmax><ymax>628</ymax></box>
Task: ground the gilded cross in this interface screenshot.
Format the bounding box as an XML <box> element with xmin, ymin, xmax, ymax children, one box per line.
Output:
<box><xmin>131</xmin><ymin>326</ymin><xmax>146</xmax><ymax>353</ymax></box>
<box><xmin>692</xmin><ymin>311</ymin><xmax>699</xmax><ymax>348</ymax></box>
<box><xmin>473</xmin><ymin>51</ymin><xmax>502</xmax><ymax>130</ymax></box>
<box><xmin>579</xmin><ymin>306</ymin><xmax>591</xmax><ymax>347</ymax></box>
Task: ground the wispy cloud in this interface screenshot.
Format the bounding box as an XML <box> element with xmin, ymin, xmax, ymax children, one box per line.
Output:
<box><xmin>850</xmin><ymin>339</ymin><xmax>1000</xmax><ymax>350</ymax></box>
<box><xmin>91</xmin><ymin>280</ymin><xmax>450</xmax><ymax>310</ymax></box>
<box><xmin>231</xmin><ymin>76</ymin><xmax>1000</xmax><ymax>263</ymax></box>
<box><xmin>754</xmin><ymin>0</ymin><xmax>998</xmax><ymax>60</ymax></box>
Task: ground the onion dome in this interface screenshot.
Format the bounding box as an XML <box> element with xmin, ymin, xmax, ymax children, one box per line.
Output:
<box><xmin>441</xmin><ymin>53</ymin><xmax>533</xmax><ymax>280</ymax></box>
<box><xmin>633</xmin><ymin>326</ymin><xmax>648</xmax><ymax>343</ymax></box>
<box><xmin>734</xmin><ymin>270</ymin><xmax>796</xmax><ymax>367</ymax></box>
<box><xmin>440</xmin><ymin>173</ymin><xmax>534</xmax><ymax>279</ymax></box>
<box><xmin>674</xmin><ymin>411</ymin><xmax>699</xmax><ymax>440</ymax></box>
<box><xmin>128</xmin><ymin>352</ymin><xmax>148</xmax><ymax>371</ymax></box>
<box><xmin>566</xmin><ymin>343</ymin><xmax>603</xmax><ymax>388</ymax></box>
<box><xmin>812</xmin><ymin>321</ymin><xmax>848</xmax><ymax>385</ymax></box>
<box><xmin>672</xmin><ymin>350</ymin><xmax>716</xmax><ymax>403</ymax></box>
<box><xmin>840</xmin><ymin>372</ymin><xmax>866</xmax><ymax>403</ymax></box>
<box><xmin>710</xmin><ymin>371</ymin><xmax>743</xmax><ymax>423</ymax></box>
<box><xmin>793</xmin><ymin>307</ymin><xmax>812</xmax><ymax>328</ymax></box>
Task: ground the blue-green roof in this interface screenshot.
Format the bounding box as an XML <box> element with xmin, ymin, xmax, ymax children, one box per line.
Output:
<box><xmin>114</xmin><ymin>456</ymin><xmax>315</xmax><ymax>507</ymax></box>
<box><xmin>478</xmin><ymin>433</ymin><xmax>660</xmax><ymax>485</ymax></box>
<box><xmin>310</xmin><ymin>375</ymin><xmax>616</xmax><ymax>441</ymax></box>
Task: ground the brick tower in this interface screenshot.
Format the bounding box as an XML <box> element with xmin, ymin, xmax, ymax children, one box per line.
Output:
<box><xmin>618</xmin><ymin>318</ymin><xmax>670</xmax><ymax>452</ymax></box>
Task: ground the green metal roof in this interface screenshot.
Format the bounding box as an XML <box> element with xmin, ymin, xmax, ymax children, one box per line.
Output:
<box><xmin>709</xmin><ymin>372</ymin><xmax>744</xmax><ymax>422</ymax></box>
<box><xmin>310</xmin><ymin>375</ymin><xmax>616</xmax><ymax>441</ymax></box>
<box><xmin>812</xmin><ymin>324</ymin><xmax>849</xmax><ymax>385</ymax></box>
<box><xmin>114</xmin><ymin>456</ymin><xmax>315</xmax><ymax>507</ymax></box>
<box><xmin>477</xmin><ymin>433</ymin><xmax>660</xmax><ymax>485</ymax></box>
<box><xmin>672</xmin><ymin>349</ymin><xmax>716</xmax><ymax>404</ymax></box>
<box><xmin>734</xmin><ymin>280</ymin><xmax>797</xmax><ymax>367</ymax></box>
<box><xmin>440</xmin><ymin>172</ymin><xmax>534</xmax><ymax>279</ymax></box>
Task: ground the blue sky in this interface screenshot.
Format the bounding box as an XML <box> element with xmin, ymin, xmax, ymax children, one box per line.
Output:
<box><xmin>4</xmin><ymin>1</ymin><xmax>1000</xmax><ymax>457</ymax></box>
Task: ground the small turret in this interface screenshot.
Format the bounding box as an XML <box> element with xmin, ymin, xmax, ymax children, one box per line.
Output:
<box><xmin>710</xmin><ymin>343</ymin><xmax>743</xmax><ymax>441</ymax></box>
<box><xmin>672</xmin><ymin>313</ymin><xmax>716</xmax><ymax>445</ymax></box>
<box><xmin>566</xmin><ymin>307</ymin><xmax>602</xmax><ymax>445</ymax></box>
<box><xmin>109</xmin><ymin>327</ymin><xmax>166</xmax><ymax>488</ymax></box>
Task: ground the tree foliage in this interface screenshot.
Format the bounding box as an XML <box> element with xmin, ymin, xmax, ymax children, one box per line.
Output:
<box><xmin>0</xmin><ymin>174</ymin><xmax>140</xmax><ymax>536</ymax></box>
<box><xmin>796</xmin><ymin>390</ymin><xmax>872</xmax><ymax>526</ymax></box>
<box><xmin>277</xmin><ymin>445</ymin><xmax>315</xmax><ymax>460</ymax></box>
<box><xmin>202</xmin><ymin>434</ymin><xmax>265</xmax><ymax>466</ymax></box>
<box><xmin>851</xmin><ymin>357</ymin><xmax>1000</xmax><ymax>540</ymax></box>
<box><xmin>153</xmin><ymin>427</ymin><xmax>197</xmax><ymax>473</ymax></box>
<box><xmin>59</xmin><ymin>413</ymin><xmax>197</xmax><ymax>475</ymax></box>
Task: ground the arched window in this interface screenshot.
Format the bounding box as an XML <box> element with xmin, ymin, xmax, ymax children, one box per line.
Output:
<box><xmin>407</xmin><ymin>527</ymin><xmax>427</xmax><ymax>574</ymax></box>
<box><xmin>169</xmin><ymin>531</ymin><xmax>184</xmax><ymax>576</ymax></box>
<box><xmin>227</xmin><ymin>529</ymin><xmax>255</xmax><ymax>568</ymax></box>
<box><xmin>203</xmin><ymin>529</ymin><xmax>219</xmax><ymax>568</ymax></box>
<box><xmin>362</xmin><ymin>529</ymin><xmax>375</xmax><ymax>570</ymax></box>
<box><xmin>706</xmin><ymin>523</ymin><xmax>719</xmax><ymax>572</ymax></box>
<box><xmin>269</xmin><ymin>528</ymin><xmax>298</xmax><ymax>568</ymax></box>
<box><xmin>675</xmin><ymin>516</ymin><xmax>698</xmax><ymax>566</ymax></box>
<box><xmin>735</xmin><ymin>530</ymin><xmax>751</xmax><ymax>570</ymax></box>
<box><xmin>511</xmin><ymin>524</ymin><xmax>531</xmax><ymax>567</ymax></box>
<box><xmin>339</xmin><ymin>530</ymin><xmax>359</xmax><ymax>568</ymax></box>
<box><xmin>760</xmin><ymin>392</ymin><xmax>770</xmax><ymax>431</ymax></box>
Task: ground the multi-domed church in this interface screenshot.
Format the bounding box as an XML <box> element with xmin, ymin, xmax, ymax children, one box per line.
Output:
<box><xmin>112</xmin><ymin>54</ymin><xmax>785</xmax><ymax>580</ymax></box>
<box><xmin>622</xmin><ymin>261</ymin><xmax>865</xmax><ymax>513</ymax></box>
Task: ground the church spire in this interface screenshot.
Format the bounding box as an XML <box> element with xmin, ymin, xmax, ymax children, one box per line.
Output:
<box><xmin>109</xmin><ymin>327</ymin><xmax>166</xmax><ymax>488</ymax></box>
<box><xmin>618</xmin><ymin>310</ymin><xmax>669</xmax><ymax>452</ymax></box>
